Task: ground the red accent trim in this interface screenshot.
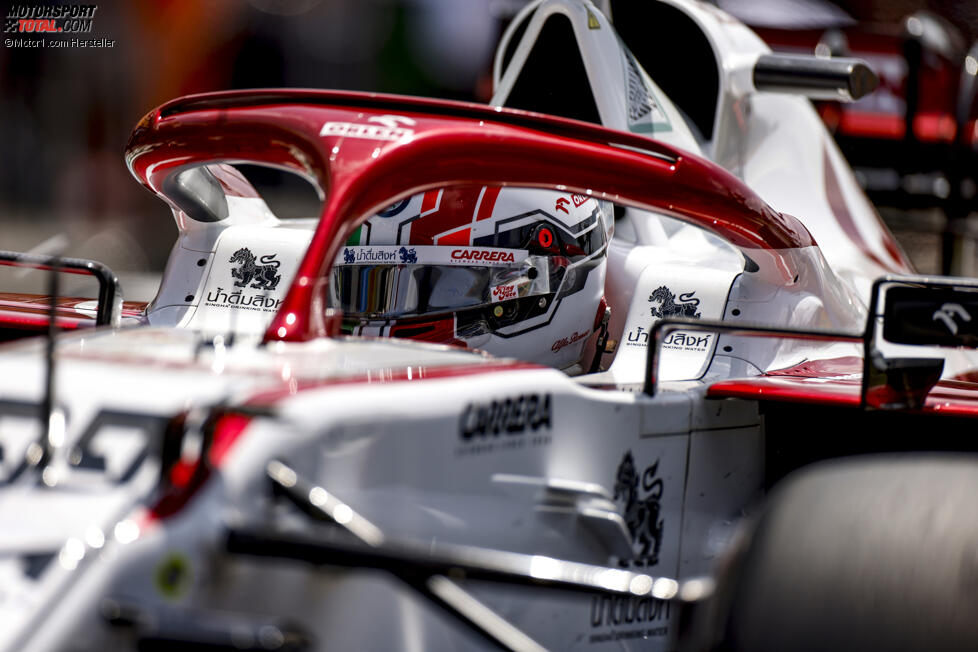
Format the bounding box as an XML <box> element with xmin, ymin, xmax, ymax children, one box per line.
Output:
<box><xmin>475</xmin><ymin>186</ymin><xmax>501</xmax><ymax>221</ymax></box>
<box><xmin>0</xmin><ymin>294</ymin><xmax>147</xmax><ymax>334</ymax></box>
<box><xmin>124</xmin><ymin>89</ymin><xmax>815</xmax><ymax>343</ymax></box>
<box><xmin>538</xmin><ymin>228</ymin><xmax>554</xmax><ymax>248</ymax></box>
<box><xmin>766</xmin><ymin>356</ymin><xmax>862</xmax><ymax>378</ymax></box>
<box><xmin>709</xmin><ymin>376</ymin><xmax>978</xmax><ymax>416</ymax></box>
<box><xmin>822</xmin><ymin>146</ymin><xmax>911</xmax><ymax>272</ymax></box>
<box><xmin>421</xmin><ymin>189</ymin><xmax>440</xmax><ymax>214</ymax></box>
<box><xmin>708</xmin><ymin>376</ymin><xmax>861</xmax><ymax>406</ymax></box>
<box><xmin>149</xmin><ymin>413</ymin><xmax>253</xmax><ymax>521</ymax></box>
<box><xmin>409</xmin><ymin>186</ymin><xmax>485</xmax><ymax>245</ymax></box>
<box><xmin>208</xmin><ymin>413</ymin><xmax>253</xmax><ymax>464</ymax></box>
<box><xmin>435</xmin><ymin>227</ymin><xmax>471</xmax><ymax>246</ymax></box>
<box><xmin>245</xmin><ymin>359</ymin><xmax>543</xmax><ymax>406</ymax></box>
<box><xmin>388</xmin><ymin>315</ymin><xmax>466</xmax><ymax>347</ymax></box>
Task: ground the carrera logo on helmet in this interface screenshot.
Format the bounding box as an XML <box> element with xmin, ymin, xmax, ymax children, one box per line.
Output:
<box><xmin>491</xmin><ymin>284</ymin><xmax>518</xmax><ymax>302</ymax></box>
<box><xmin>451</xmin><ymin>249</ymin><xmax>516</xmax><ymax>263</ymax></box>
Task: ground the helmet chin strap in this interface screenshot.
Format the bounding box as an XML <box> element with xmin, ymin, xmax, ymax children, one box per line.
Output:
<box><xmin>587</xmin><ymin>298</ymin><xmax>611</xmax><ymax>374</ymax></box>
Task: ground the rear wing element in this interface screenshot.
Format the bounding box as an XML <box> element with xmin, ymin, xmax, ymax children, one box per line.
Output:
<box><xmin>647</xmin><ymin>276</ymin><xmax>978</xmax><ymax>415</ymax></box>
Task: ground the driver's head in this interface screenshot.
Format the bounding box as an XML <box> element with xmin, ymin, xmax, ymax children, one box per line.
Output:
<box><xmin>330</xmin><ymin>186</ymin><xmax>612</xmax><ymax>370</ymax></box>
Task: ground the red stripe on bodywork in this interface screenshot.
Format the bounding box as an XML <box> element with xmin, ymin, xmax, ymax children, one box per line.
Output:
<box><xmin>823</xmin><ymin>146</ymin><xmax>910</xmax><ymax>272</ymax></box>
<box><xmin>709</xmin><ymin>375</ymin><xmax>978</xmax><ymax>416</ymax></box>
<box><xmin>245</xmin><ymin>359</ymin><xmax>543</xmax><ymax>406</ymax></box>
<box><xmin>766</xmin><ymin>356</ymin><xmax>862</xmax><ymax>378</ymax></box>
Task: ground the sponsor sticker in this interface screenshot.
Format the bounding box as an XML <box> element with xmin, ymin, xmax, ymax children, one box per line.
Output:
<box><xmin>491</xmin><ymin>283</ymin><xmax>519</xmax><ymax>303</ymax></box>
<box><xmin>319</xmin><ymin>114</ymin><xmax>416</xmax><ymax>142</ymax></box>
<box><xmin>456</xmin><ymin>393</ymin><xmax>553</xmax><ymax>456</ymax></box>
<box><xmin>336</xmin><ymin>245</ymin><xmax>527</xmax><ymax>267</ymax></box>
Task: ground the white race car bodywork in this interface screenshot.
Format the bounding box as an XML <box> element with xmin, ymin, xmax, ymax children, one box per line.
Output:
<box><xmin>0</xmin><ymin>2</ymin><xmax>959</xmax><ymax>651</ymax></box>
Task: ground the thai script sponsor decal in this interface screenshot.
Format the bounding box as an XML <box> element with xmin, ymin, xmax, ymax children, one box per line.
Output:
<box><xmin>584</xmin><ymin>451</ymin><xmax>669</xmax><ymax>643</ymax></box>
<box><xmin>341</xmin><ymin>247</ymin><xmax>398</xmax><ymax>264</ymax></box>
<box><xmin>588</xmin><ymin>597</ymin><xmax>670</xmax><ymax>642</ymax></box>
<box><xmin>456</xmin><ymin>393</ymin><xmax>552</xmax><ymax>456</ymax></box>
<box><xmin>319</xmin><ymin>114</ymin><xmax>416</xmax><ymax>142</ymax></box>
<box><xmin>625</xmin><ymin>325</ymin><xmax>711</xmax><ymax>352</ymax></box>
<box><xmin>552</xmin><ymin>330</ymin><xmax>588</xmax><ymax>352</ymax></box>
<box><xmin>203</xmin><ymin>247</ymin><xmax>286</xmax><ymax>314</ymax></box>
<box><xmin>205</xmin><ymin>287</ymin><xmax>283</xmax><ymax>312</ymax></box>
<box><xmin>229</xmin><ymin>247</ymin><xmax>281</xmax><ymax>290</ymax></box>
<box><xmin>572</xmin><ymin>194</ymin><xmax>589</xmax><ymax>207</ymax></box>
<box><xmin>451</xmin><ymin>249</ymin><xmax>516</xmax><ymax>264</ymax></box>
<box><xmin>648</xmin><ymin>286</ymin><xmax>700</xmax><ymax>319</ymax></box>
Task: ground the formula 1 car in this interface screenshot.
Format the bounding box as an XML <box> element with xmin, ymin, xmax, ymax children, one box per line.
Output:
<box><xmin>2</xmin><ymin>1</ymin><xmax>978</xmax><ymax>651</ymax></box>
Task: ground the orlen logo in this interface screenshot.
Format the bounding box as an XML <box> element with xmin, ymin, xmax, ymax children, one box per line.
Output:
<box><xmin>319</xmin><ymin>114</ymin><xmax>416</xmax><ymax>142</ymax></box>
<box><xmin>491</xmin><ymin>284</ymin><xmax>518</xmax><ymax>302</ymax></box>
<box><xmin>451</xmin><ymin>249</ymin><xmax>516</xmax><ymax>263</ymax></box>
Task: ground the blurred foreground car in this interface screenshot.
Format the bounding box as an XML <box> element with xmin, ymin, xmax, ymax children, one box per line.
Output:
<box><xmin>2</xmin><ymin>1</ymin><xmax>978</xmax><ymax>650</ymax></box>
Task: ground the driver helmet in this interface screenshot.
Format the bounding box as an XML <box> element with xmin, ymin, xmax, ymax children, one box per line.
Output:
<box><xmin>330</xmin><ymin>186</ymin><xmax>612</xmax><ymax>371</ymax></box>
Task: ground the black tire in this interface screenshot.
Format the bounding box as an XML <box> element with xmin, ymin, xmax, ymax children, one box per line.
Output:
<box><xmin>687</xmin><ymin>455</ymin><xmax>978</xmax><ymax>652</ymax></box>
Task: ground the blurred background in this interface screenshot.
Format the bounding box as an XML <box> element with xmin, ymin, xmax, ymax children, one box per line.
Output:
<box><xmin>2</xmin><ymin>0</ymin><xmax>977</xmax><ymax>300</ymax></box>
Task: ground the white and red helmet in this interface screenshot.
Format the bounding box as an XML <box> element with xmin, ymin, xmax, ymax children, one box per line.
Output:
<box><xmin>330</xmin><ymin>186</ymin><xmax>612</xmax><ymax>370</ymax></box>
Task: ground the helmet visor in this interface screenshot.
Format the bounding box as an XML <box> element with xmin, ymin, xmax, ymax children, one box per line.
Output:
<box><xmin>330</xmin><ymin>245</ymin><xmax>551</xmax><ymax>319</ymax></box>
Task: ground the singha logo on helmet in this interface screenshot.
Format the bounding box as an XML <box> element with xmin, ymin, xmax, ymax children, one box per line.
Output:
<box><xmin>398</xmin><ymin>247</ymin><xmax>418</xmax><ymax>264</ymax></box>
<box><xmin>229</xmin><ymin>248</ymin><xmax>282</xmax><ymax>290</ymax></box>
